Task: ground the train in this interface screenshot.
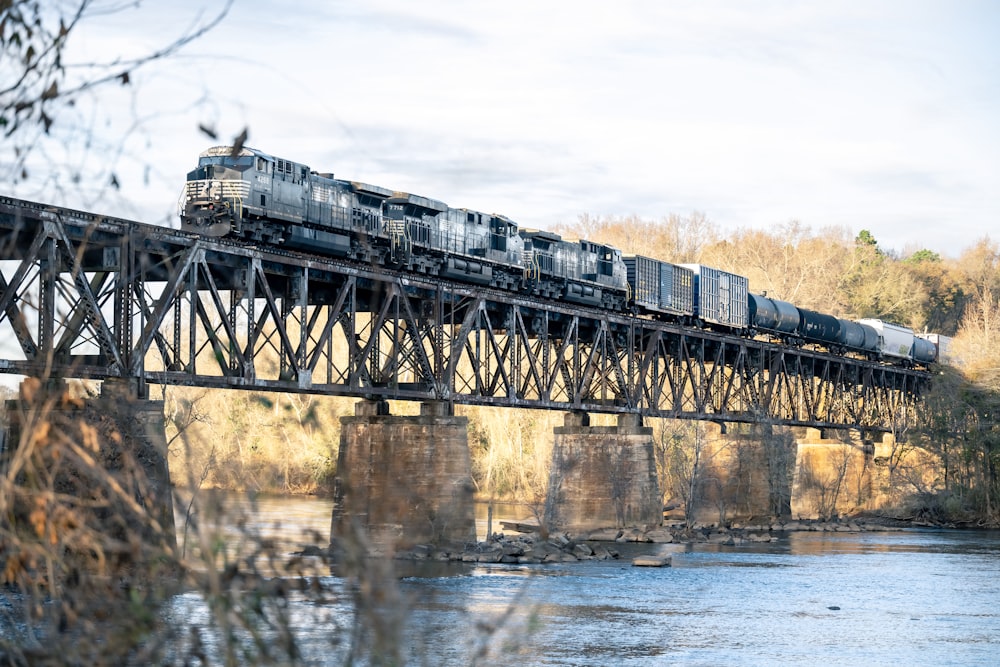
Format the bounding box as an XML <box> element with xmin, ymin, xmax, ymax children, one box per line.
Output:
<box><xmin>179</xmin><ymin>145</ymin><xmax>939</xmax><ymax>368</ymax></box>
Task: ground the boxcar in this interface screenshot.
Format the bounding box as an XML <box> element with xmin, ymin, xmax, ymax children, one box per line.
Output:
<box><xmin>624</xmin><ymin>256</ymin><xmax>694</xmax><ymax>319</ymax></box>
<box><xmin>681</xmin><ymin>264</ymin><xmax>749</xmax><ymax>329</ymax></box>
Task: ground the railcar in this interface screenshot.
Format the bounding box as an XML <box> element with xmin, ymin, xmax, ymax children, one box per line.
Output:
<box><xmin>858</xmin><ymin>319</ymin><xmax>938</xmax><ymax>365</ymax></box>
<box><xmin>797</xmin><ymin>308</ymin><xmax>841</xmax><ymax>348</ymax></box>
<box><xmin>680</xmin><ymin>264</ymin><xmax>749</xmax><ymax>331</ymax></box>
<box><xmin>834</xmin><ymin>319</ymin><xmax>880</xmax><ymax>356</ymax></box>
<box><xmin>748</xmin><ymin>293</ymin><xmax>800</xmax><ymax>338</ymax></box>
<box><xmin>520</xmin><ymin>230</ymin><xmax>628</xmax><ymax>309</ymax></box>
<box><xmin>912</xmin><ymin>336</ymin><xmax>938</xmax><ymax>364</ymax></box>
<box><xmin>622</xmin><ymin>255</ymin><xmax>694</xmax><ymax>321</ymax></box>
<box><xmin>858</xmin><ymin>319</ymin><xmax>914</xmax><ymax>361</ymax></box>
<box><xmin>918</xmin><ymin>333</ymin><xmax>952</xmax><ymax>364</ymax></box>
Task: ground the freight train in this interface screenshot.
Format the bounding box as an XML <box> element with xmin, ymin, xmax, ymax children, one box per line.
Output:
<box><xmin>179</xmin><ymin>145</ymin><xmax>939</xmax><ymax>367</ymax></box>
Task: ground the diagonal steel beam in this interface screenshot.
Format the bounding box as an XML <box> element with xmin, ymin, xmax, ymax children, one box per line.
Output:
<box><xmin>130</xmin><ymin>241</ymin><xmax>202</xmax><ymax>376</ymax></box>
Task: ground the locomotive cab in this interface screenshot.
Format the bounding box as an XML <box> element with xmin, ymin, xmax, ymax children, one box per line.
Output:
<box><xmin>486</xmin><ymin>215</ymin><xmax>517</xmax><ymax>254</ymax></box>
<box><xmin>580</xmin><ymin>240</ymin><xmax>626</xmax><ymax>287</ymax></box>
<box><xmin>520</xmin><ymin>230</ymin><xmax>560</xmax><ymax>278</ymax></box>
<box><xmin>378</xmin><ymin>191</ymin><xmax>446</xmax><ymax>266</ymax></box>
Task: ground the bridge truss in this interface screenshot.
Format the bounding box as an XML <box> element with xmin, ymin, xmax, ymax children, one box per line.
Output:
<box><xmin>0</xmin><ymin>197</ymin><xmax>928</xmax><ymax>432</ymax></box>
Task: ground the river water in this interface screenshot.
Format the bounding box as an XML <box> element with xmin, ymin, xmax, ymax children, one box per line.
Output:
<box><xmin>167</xmin><ymin>494</ymin><xmax>1000</xmax><ymax>666</ymax></box>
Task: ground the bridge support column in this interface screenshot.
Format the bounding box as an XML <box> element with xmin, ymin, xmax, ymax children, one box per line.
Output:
<box><xmin>790</xmin><ymin>428</ymin><xmax>873</xmax><ymax>520</ymax></box>
<box><xmin>679</xmin><ymin>422</ymin><xmax>793</xmax><ymax>525</ymax></box>
<box><xmin>543</xmin><ymin>412</ymin><xmax>661</xmax><ymax>535</ymax></box>
<box><xmin>331</xmin><ymin>400</ymin><xmax>475</xmax><ymax>556</ymax></box>
<box><xmin>1</xmin><ymin>377</ymin><xmax>176</xmax><ymax>565</ymax></box>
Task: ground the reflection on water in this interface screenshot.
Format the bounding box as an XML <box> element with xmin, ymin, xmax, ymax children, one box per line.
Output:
<box><xmin>170</xmin><ymin>493</ymin><xmax>1000</xmax><ymax>666</ymax></box>
<box><xmin>175</xmin><ymin>493</ymin><xmax>535</xmax><ymax>553</ymax></box>
<box><xmin>475</xmin><ymin>499</ymin><xmax>541</xmax><ymax>540</ymax></box>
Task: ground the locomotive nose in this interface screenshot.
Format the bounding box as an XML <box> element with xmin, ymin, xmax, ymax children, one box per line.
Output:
<box><xmin>181</xmin><ymin>205</ymin><xmax>232</xmax><ymax>237</ymax></box>
<box><xmin>186</xmin><ymin>209</ymin><xmax>214</xmax><ymax>224</ymax></box>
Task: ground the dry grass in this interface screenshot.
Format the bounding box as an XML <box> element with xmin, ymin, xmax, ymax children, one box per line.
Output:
<box><xmin>1</xmin><ymin>379</ymin><xmax>537</xmax><ymax>665</ymax></box>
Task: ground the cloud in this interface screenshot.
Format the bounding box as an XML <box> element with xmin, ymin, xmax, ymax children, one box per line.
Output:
<box><xmin>10</xmin><ymin>0</ymin><xmax>998</xmax><ymax>259</ymax></box>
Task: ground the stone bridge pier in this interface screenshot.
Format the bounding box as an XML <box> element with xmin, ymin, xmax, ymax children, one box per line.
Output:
<box><xmin>330</xmin><ymin>404</ymin><xmax>668</xmax><ymax>552</ymax></box>
<box><xmin>790</xmin><ymin>427</ymin><xmax>877</xmax><ymax>519</ymax></box>
<box><xmin>543</xmin><ymin>412</ymin><xmax>662</xmax><ymax>535</ymax></box>
<box><xmin>330</xmin><ymin>400</ymin><xmax>476</xmax><ymax>556</ymax></box>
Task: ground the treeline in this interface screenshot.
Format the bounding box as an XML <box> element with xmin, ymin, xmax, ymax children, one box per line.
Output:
<box><xmin>164</xmin><ymin>215</ymin><xmax>1000</xmax><ymax>524</ymax></box>
<box><xmin>557</xmin><ymin>213</ymin><xmax>996</xmax><ymax>337</ymax></box>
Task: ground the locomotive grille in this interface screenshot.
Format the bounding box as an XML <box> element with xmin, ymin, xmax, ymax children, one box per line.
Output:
<box><xmin>184</xmin><ymin>179</ymin><xmax>250</xmax><ymax>200</ymax></box>
<box><xmin>386</xmin><ymin>219</ymin><xmax>407</xmax><ymax>238</ymax></box>
<box><xmin>311</xmin><ymin>183</ymin><xmax>334</xmax><ymax>203</ymax></box>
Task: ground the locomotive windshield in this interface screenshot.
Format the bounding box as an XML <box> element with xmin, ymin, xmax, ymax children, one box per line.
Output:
<box><xmin>198</xmin><ymin>155</ymin><xmax>255</xmax><ymax>169</ymax></box>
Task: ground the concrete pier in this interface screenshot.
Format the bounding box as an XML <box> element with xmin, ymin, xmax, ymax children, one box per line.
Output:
<box><xmin>331</xmin><ymin>400</ymin><xmax>476</xmax><ymax>556</ymax></box>
<box><xmin>680</xmin><ymin>421</ymin><xmax>795</xmax><ymax>525</ymax></box>
<box><xmin>543</xmin><ymin>412</ymin><xmax>662</xmax><ymax>535</ymax></box>
<box><xmin>790</xmin><ymin>428</ymin><xmax>873</xmax><ymax>519</ymax></box>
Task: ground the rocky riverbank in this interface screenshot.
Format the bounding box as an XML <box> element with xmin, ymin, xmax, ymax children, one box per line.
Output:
<box><xmin>396</xmin><ymin>533</ymin><xmax>621</xmax><ymax>564</ymax></box>
<box><xmin>386</xmin><ymin>515</ymin><xmax>923</xmax><ymax>564</ymax></box>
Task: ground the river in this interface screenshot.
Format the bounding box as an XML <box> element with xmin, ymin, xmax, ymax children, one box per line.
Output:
<box><xmin>166</xmin><ymin>494</ymin><xmax>1000</xmax><ymax>666</ymax></box>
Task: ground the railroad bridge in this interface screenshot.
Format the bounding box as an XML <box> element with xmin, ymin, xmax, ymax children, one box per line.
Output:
<box><xmin>0</xmin><ymin>197</ymin><xmax>930</xmax><ymax>552</ymax></box>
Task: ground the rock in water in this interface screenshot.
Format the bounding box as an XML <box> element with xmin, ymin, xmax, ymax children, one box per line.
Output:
<box><xmin>632</xmin><ymin>555</ymin><xmax>671</xmax><ymax>567</ymax></box>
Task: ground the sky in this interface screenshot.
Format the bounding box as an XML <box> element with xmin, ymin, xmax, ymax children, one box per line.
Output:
<box><xmin>8</xmin><ymin>0</ymin><xmax>1000</xmax><ymax>259</ymax></box>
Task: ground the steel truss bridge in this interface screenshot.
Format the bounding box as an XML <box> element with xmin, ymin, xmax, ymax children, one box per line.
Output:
<box><xmin>0</xmin><ymin>197</ymin><xmax>928</xmax><ymax>432</ymax></box>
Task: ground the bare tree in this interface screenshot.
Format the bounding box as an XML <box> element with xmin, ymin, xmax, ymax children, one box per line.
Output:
<box><xmin>701</xmin><ymin>223</ymin><xmax>859</xmax><ymax>313</ymax></box>
<box><xmin>2</xmin><ymin>0</ymin><xmax>232</xmax><ymax>190</ymax></box>
<box><xmin>759</xmin><ymin>423</ymin><xmax>795</xmax><ymax>517</ymax></box>
<box><xmin>838</xmin><ymin>231</ymin><xmax>928</xmax><ymax>324</ymax></box>
<box><xmin>902</xmin><ymin>250</ymin><xmax>968</xmax><ymax>335</ymax></box>
<box><xmin>656</xmin><ymin>419</ymin><xmax>717</xmax><ymax>528</ymax></box>
<box><xmin>558</xmin><ymin>211</ymin><xmax>718</xmax><ymax>263</ymax></box>
<box><xmin>957</xmin><ymin>237</ymin><xmax>1000</xmax><ymax>305</ymax></box>
<box><xmin>948</xmin><ymin>285</ymin><xmax>1000</xmax><ymax>523</ymax></box>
